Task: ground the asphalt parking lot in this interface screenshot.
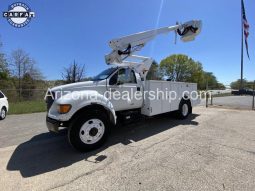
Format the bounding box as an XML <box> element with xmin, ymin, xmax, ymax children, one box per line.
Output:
<box><xmin>211</xmin><ymin>96</ymin><xmax>254</xmax><ymax>110</ymax></box>
<box><xmin>0</xmin><ymin>106</ymin><xmax>255</xmax><ymax>191</ymax></box>
<box><xmin>200</xmin><ymin>95</ymin><xmax>254</xmax><ymax>110</ymax></box>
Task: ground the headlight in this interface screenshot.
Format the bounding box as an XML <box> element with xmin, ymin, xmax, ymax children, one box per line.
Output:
<box><xmin>57</xmin><ymin>104</ymin><xmax>72</xmax><ymax>114</ymax></box>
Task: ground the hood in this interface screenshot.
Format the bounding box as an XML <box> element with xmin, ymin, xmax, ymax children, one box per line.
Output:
<box><xmin>51</xmin><ymin>80</ymin><xmax>105</xmax><ymax>92</ymax></box>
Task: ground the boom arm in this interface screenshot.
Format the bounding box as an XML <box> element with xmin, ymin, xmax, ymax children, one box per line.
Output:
<box><xmin>105</xmin><ymin>20</ymin><xmax>202</xmax><ymax>79</ymax></box>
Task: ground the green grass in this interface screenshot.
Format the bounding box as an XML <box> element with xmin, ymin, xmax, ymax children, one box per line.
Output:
<box><xmin>8</xmin><ymin>100</ymin><xmax>47</xmax><ymax>115</ymax></box>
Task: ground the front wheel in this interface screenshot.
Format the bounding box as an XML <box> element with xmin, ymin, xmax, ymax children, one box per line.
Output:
<box><xmin>177</xmin><ymin>100</ymin><xmax>192</xmax><ymax>120</ymax></box>
<box><xmin>0</xmin><ymin>108</ymin><xmax>6</xmax><ymax>120</ymax></box>
<box><xmin>68</xmin><ymin>112</ymin><xmax>109</xmax><ymax>152</ymax></box>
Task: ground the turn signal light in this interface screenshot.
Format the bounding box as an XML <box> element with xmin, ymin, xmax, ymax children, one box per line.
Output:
<box><xmin>57</xmin><ymin>104</ymin><xmax>72</xmax><ymax>114</ymax></box>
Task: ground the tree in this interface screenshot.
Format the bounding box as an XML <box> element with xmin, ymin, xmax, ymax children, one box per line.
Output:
<box><xmin>0</xmin><ymin>39</ymin><xmax>9</xmax><ymax>81</ymax></box>
<box><xmin>21</xmin><ymin>73</ymin><xmax>36</xmax><ymax>100</ymax></box>
<box><xmin>11</xmin><ymin>49</ymin><xmax>43</xmax><ymax>100</ymax></box>
<box><xmin>0</xmin><ymin>41</ymin><xmax>15</xmax><ymax>92</ymax></box>
<box><xmin>159</xmin><ymin>54</ymin><xmax>224</xmax><ymax>90</ymax></box>
<box><xmin>202</xmin><ymin>72</ymin><xmax>223</xmax><ymax>89</ymax></box>
<box><xmin>62</xmin><ymin>60</ymin><xmax>85</xmax><ymax>84</ymax></box>
<box><xmin>216</xmin><ymin>83</ymin><xmax>226</xmax><ymax>90</ymax></box>
<box><xmin>11</xmin><ymin>49</ymin><xmax>43</xmax><ymax>81</ymax></box>
<box><xmin>0</xmin><ymin>53</ymin><xmax>9</xmax><ymax>80</ymax></box>
<box><xmin>160</xmin><ymin>54</ymin><xmax>203</xmax><ymax>82</ymax></box>
<box><xmin>11</xmin><ymin>49</ymin><xmax>40</xmax><ymax>77</ymax></box>
<box><xmin>146</xmin><ymin>60</ymin><xmax>161</xmax><ymax>80</ymax></box>
<box><xmin>187</xmin><ymin>61</ymin><xmax>204</xmax><ymax>88</ymax></box>
<box><xmin>230</xmin><ymin>79</ymin><xmax>253</xmax><ymax>90</ymax></box>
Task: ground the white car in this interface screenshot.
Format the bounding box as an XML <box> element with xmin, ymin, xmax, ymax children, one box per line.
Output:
<box><xmin>0</xmin><ymin>91</ymin><xmax>8</xmax><ymax>120</ymax></box>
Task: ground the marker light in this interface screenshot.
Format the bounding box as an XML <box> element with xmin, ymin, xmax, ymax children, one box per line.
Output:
<box><xmin>57</xmin><ymin>104</ymin><xmax>72</xmax><ymax>114</ymax></box>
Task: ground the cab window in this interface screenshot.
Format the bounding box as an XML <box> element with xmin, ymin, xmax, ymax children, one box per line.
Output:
<box><xmin>117</xmin><ymin>68</ymin><xmax>137</xmax><ymax>84</ymax></box>
<box><xmin>109</xmin><ymin>68</ymin><xmax>137</xmax><ymax>85</ymax></box>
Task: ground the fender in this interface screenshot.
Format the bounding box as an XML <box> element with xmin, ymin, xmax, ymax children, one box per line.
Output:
<box><xmin>48</xmin><ymin>90</ymin><xmax>117</xmax><ymax>124</ymax></box>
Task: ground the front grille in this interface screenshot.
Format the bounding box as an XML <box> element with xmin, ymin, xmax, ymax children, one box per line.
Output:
<box><xmin>46</xmin><ymin>91</ymin><xmax>55</xmax><ymax>111</ymax></box>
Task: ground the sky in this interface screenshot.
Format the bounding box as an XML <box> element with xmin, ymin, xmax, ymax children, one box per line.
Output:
<box><xmin>0</xmin><ymin>0</ymin><xmax>255</xmax><ymax>85</ymax></box>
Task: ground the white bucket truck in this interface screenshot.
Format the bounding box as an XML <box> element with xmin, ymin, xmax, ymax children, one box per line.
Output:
<box><xmin>46</xmin><ymin>20</ymin><xmax>202</xmax><ymax>151</ymax></box>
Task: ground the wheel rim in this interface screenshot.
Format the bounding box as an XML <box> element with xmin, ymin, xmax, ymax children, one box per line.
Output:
<box><xmin>79</xmin><ymin>119</ymin><xmax>105</xmax><ymax>144</ymax></box>
<box><xmin>1</xmin><ymin>109</ymin><xmax>6</xmax><ymax>119</ymax></box>
<box><xmin>182</xmin><ymin>104</ymin><xmax>189</xmax><ymax>116</ymax></box>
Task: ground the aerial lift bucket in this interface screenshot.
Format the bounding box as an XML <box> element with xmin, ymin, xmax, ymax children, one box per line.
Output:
<box><xmin>178</xmin><ymin>20</ymin><xmax>202</xmax><ymax>42</ymax></box>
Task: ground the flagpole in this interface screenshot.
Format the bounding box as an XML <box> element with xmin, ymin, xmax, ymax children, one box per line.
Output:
<box><xmin>240</xmin><ymin>0</ymin><xmax>244</xmax><ymax>90</ymax></box>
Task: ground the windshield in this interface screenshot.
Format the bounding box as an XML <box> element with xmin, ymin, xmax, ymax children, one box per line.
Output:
<box><xmin>92</xmin><ymin>67</ymin><xmax>118</xmax><ymax>81</ymax></box>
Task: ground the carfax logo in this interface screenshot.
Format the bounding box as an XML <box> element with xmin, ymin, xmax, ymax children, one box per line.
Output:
<box><xmin>3</xmin><ymin>2</ymin><xmax>35</xmax><ymax>28</ymax></box>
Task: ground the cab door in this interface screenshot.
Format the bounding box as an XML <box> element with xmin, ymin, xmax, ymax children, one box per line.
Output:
<box><xmin>107</xmin><ymin>68</ymin><xmax>142</xmax><ymax>111</ymax></box>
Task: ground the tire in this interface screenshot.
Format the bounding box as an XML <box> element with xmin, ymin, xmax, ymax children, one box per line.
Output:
<box><xmin>177</xmin><ymin>100</ymin><xmax>192</xmax><ymax>120</ymax></box>
<box><xmin>0</xmin><ymin>107</ymin><xmax>6</xmax><ymax>120</ymax></box>
<box><xmin>68</xmin><ymin>111</ymin><xmax>110</xmax><ymax>152</ymax></box>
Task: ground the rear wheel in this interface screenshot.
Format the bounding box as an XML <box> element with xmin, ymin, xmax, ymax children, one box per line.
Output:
<box><xmin>68</xmin><ymin>111</ymin><xmax>109</xmax><ymax>152</ymax></box>
<box><xmin>0</xmin><ymin>107</ymin><xmax>6</xmax><ymax>120</ymax></box>
<box><xmin>177</xmin><ymin>100</ymin><xmax>192</xmax><ymax>119</ymax></box>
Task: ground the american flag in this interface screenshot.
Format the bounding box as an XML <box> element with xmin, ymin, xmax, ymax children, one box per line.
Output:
<box><xmin>242</xmin><ymin>0</ymin><xmax>250</xmax><ymax>59</ymax></box>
